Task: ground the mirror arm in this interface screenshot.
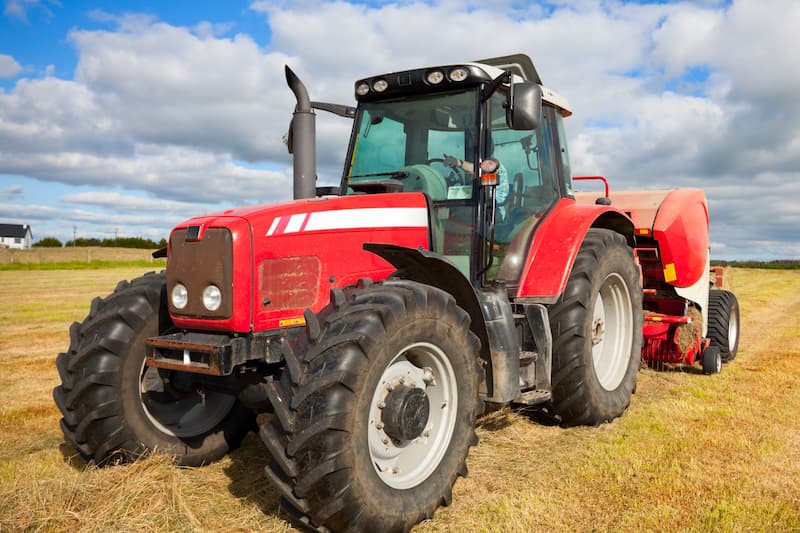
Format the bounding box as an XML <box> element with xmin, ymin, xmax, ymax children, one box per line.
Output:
<box><xmin>481</xmin><ymin>71</ymin><xmax>511</xmax><ymax>102</ymax></box>
<box><xmin>311</xmin><ymin>101</ymin><xmax>356</xmax><ymax>118</ymax></box>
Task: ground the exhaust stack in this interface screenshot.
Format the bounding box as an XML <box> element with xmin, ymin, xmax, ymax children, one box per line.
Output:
<box><xmin>285</xmin><ymin>66</ymin><xmax>317</xmax><ymax>200</ymax></box>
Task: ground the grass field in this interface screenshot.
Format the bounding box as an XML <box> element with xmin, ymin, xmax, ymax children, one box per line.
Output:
<box><xmin>1</xmin><ymin>267</ymin><xmax>798</xmax><ymax>531</ymax></box>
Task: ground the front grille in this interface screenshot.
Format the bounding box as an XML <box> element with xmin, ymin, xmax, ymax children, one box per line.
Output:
<box><xmin>168</xmin><ymin>228</ymin><xmax>233</xmax><ymax>319</ymax></box>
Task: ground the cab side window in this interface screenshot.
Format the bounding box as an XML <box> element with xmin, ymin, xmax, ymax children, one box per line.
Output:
<box><xmin>489</xmin><ymin>96</ymin><xmax>563</xmax><ymax>283</ymax></box>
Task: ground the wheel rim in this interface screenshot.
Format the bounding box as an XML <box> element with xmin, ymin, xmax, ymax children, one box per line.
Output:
<box><xmin>591</xmin><ymin>272</ymin><xmax>633</xmax><ymax>391</ymax></box>
<box><xmin>728</xmin><ymin>306</ymin><xmax>739</xmax><ymax>352</ymax></box>
<box><xmin>368</xmin><ymin>342</ymin><xmax>458</xmax><ymax>489</ymax></box>
<box><xmin>139</xmin><ymin>361</ymin><xmax>236</xmax><ymax>438</ymax></box>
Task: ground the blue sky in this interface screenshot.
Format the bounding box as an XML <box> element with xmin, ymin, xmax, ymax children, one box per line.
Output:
<box><xmin>1</xmin><ymin>0</ymin><xmax>798</xmax><ymax>258</ymax></box>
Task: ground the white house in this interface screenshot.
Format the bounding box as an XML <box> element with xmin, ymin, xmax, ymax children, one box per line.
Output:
<box><xmin>0</xmin><ymin>223</ymin><xmax>33</xmax><ymax>250</ymax></box>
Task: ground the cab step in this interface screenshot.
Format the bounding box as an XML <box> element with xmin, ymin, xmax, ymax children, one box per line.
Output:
<box><xmin>514</xmin><ymin>389</ymin><xmax>552</xmax><ymax>405</ymax></box>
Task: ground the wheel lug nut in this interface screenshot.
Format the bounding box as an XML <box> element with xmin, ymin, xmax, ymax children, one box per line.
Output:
<box><xmin>376</xmin><ymin>422</ymin><xmax>384</xmax><ymax>430</ymax></box>
<box><xmin>377</xmin><ymin>400</ymin><xmax>385</xmax><ymax>409</ymax></box>
<box><xmin>392</xmin><ymin>467</ymin><xmax>400</xmax><ymax>474</ymax></box>
<box><xmin>382</xmin><ymin>437</ymin><xmax>389</xmax><ymax>445</ymax></box>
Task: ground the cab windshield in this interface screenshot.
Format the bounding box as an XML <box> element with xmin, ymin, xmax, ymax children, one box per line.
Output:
<box><xmin>344</xmin><ymin>89</ymin><xmax>478</xmax><ymax>202</ymax></box>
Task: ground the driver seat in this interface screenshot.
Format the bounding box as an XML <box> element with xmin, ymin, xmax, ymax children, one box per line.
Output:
<box><xmin>400</xmin><ymin>165</ymin><xmax>448</xmax><ymax>201</ymax></box>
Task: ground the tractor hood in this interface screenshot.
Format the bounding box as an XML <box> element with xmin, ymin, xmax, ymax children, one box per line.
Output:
<box><xmin>167</xmin><ymin>192</ymin><xmax>431</xmax><ymax>333</ymax></box>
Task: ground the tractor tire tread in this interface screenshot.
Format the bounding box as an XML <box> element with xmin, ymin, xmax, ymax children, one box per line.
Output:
<box><xmin>707</xmin><ymin>289</ymin><xmax>739</xmax><ymax>363</ymax></box>
<box><xmin>261</xmin><ymin>280</ymin><xmax>483</xmax><ymax>532</ymax></box>
<box><xmin>53</xmin><ymin>271</ymin><xmax>252</xmax><ymax>465</ymax></box>
<box><xmin>546</xmin><ymin>229</ymin><xmax>642</xmax><ymax>427</ymax></box>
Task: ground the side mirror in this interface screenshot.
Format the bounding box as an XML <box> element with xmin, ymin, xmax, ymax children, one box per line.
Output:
<box><xmin>507</xmin><ymin>82</ymin><xmax>542</xmax><ymax>130</ymax></box>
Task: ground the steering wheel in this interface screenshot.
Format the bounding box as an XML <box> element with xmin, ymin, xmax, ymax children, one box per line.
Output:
<box><xmin>426</xmin><ymin>158</ymin><xmax>465</xmax><ymax>186</ymax></box>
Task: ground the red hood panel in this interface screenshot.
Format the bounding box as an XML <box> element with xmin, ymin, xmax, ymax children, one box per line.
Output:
<box><xmin>169</xmin><ymin>193</ymin><xmax>431</xmax><ymax>333</ymax></box>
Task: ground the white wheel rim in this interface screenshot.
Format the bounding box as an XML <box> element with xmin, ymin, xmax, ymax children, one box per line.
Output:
<box><xmin>139</xmin><ymin>361</ymin><xmax>236</xmax><ymax>438</ymax></box>
<box><xmin>728</xmin><ymin>308</ymin><xmax>739</xmax><ymax>352</ymax></box>
<box><xmin>591</xmin><ymin>273</ymin><xmax>633</xmax><ymax>391</ymax></box>
<box><xmin>368</xmin><ymin>342</ymin><xmax>458</xmax><ymax>489</ymax></box>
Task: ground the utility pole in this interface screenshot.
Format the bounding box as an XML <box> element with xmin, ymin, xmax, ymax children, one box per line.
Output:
<box><xmin>73</xmin><ymin>225</ymin><xmax>77</xmax><ymax>247</ymax></box>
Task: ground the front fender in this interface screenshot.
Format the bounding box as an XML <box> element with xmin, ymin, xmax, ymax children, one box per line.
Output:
<box><xmin>516</xmin><ymin>198</ymin><xmax>634</xmax><ymax>301</ymax></box>
<box><xmin>363</xmin><ymin>243</ymin><xmax>521</xmax><ymax>403</ymax></box>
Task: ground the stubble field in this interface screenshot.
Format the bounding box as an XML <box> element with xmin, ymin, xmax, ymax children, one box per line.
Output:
<box><xmin>1</xmin><ymin>266</ymin><xmax>798</xmax><ymax>531</ymax></box>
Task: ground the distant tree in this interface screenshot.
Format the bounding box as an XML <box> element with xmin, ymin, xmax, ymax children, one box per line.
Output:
<box><xmin>64</xmin><ymin>237</ymin><xmax>101</xmax><ymax>247</ymax></box>
<box><xmin>33</xmin><ymin>237</ymin><xmax>63</xmax><ymax>247</ymax></box>
<box><xmin>64</xmin><ymin>236</ymin><xmax>165</xmax><ymax>249</ymax></box>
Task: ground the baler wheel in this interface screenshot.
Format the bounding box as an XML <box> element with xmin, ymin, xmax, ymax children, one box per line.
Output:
<box><xmin>260</xmin><ymin>279</ymin><xmax>483</xmax><ymax>532</ymax></box>
<box><xmin>546</xmin><ymin>229</ymin><xmax>643</xmax><ymax>426</ymax></box>
<box><xmin>707</xmin><ymin>289</ymin><xmax>740</xmax><ymax>363</ymax></box>
<box><xmin>702</xmin><ymin>345</ymin><xmax>722</xmax><ymax>375</ymax></box>
<box><xmin>53</xmin><ymin>271</ymin><xmax>254</xmax><ymax>465</ymax></box>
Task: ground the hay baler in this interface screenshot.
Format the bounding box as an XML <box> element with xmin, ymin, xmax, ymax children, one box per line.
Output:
<box><xmin>576</xmin><ymin>181</ymin><xmax>740</xmax><ymax>373</ymax></box>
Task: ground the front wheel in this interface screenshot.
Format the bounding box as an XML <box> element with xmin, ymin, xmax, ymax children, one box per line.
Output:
<box><xmin>260</xmin><ymin>279</ymin><xmax>483</xmax><ymax>532</ymax></box>
<box><xmin>53</xmin><ymin>272</ymin><xmax>254</xmax><ymax>466</ymax></box>
<box><xmin>547</xmin><ymin>229</ymin><xmax>643</xmax><ymax>426</ymax></box>
<box><xmin>702</xmin><ymin>345</ymin><xmax>722</xmax><ymax>375</ymax></box>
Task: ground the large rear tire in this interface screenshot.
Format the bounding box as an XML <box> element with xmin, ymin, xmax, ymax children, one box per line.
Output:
<box><xmin>547</xmin><ymin>229</ymin><xmax>643</xmax><ymax>426</ymax></box>
<box><xmin>260</xmin><ymin>279</ymin><xmax>483</xmax><ymax>532</ymax></box>
<box><xmin>707</xmin><ymin>289</ymin><xmax>739</xmax><ymax>363</ymax></box>
<box><xmin>53</xmin><ymin>271</ymin><xmax>254</xmax><ymax>466</ymax></box>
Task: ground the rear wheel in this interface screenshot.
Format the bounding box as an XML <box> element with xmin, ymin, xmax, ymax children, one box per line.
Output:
<box><xmin>53</xmin><ymin>272</ymin><xmax>254</xmax><ymax>466</ymax></box>
<box><xmin>547</xmin><ymin>229</ymin><xmax>643</xmax><ymax>426</ymax></box>
<box><xmin>260</xmin><ymin>279</ymin><xmax>483</xmax><ymax>532</ymax></box>
<box><xmin>707</xmin><ymin>289</ymin><xmax>740</xmax><ymax>363</ymax></box>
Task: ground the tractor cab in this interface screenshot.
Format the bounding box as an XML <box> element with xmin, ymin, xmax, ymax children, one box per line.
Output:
<box><xmin>339</xmin><ymin>56</ymin><xmax>574</xmax><ymax>288</ymax></box>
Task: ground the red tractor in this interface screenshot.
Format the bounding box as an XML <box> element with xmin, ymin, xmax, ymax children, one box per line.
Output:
<box><xmin>54</xmin><ymin>54</ymin><xmax>739</xmax><ymax>532</ymax></box>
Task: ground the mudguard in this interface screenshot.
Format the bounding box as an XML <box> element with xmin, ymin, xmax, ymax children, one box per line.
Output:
<box><xmin>515</xmin><ymin>198</ymin><xmax>634</xmax><ymax>301</ymax></box>
<box><xmin>364</xmin><ymin>243</ymin><xmax>522</xmax><ymax>403</ymax></box>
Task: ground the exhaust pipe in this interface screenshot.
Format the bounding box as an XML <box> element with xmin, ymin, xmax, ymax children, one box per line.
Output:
<box><xmin>285</xmin><ymin>66</ymin><xmax>316</xmax><ymax>200</ymax></box>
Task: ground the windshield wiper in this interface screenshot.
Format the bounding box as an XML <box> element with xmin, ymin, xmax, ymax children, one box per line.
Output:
<box><xmin>349</xmin><ymin>170</ymin><xmax>409</xmax><ymax>179</ymax></box>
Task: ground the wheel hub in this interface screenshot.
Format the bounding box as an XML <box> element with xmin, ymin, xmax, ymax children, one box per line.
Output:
<box><xmin>381</xmin><ymin>385</ymin><xmax>430</xmax><ymax>442</ymax></box>
<box><xmin>592</xmin><ymin>317</ymin><xmax>605</xmax><ymax>345</ymax></box>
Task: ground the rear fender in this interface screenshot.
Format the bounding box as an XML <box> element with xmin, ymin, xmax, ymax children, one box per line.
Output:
<box><xmin>515</xmin><ymin>199</ymin><xmax>634</xmax><ymax>301</ymax></box>
<box><xmin>364</xmin><ymin>243</ymin><xmax>520</xmax><ymax>403</ymax></box>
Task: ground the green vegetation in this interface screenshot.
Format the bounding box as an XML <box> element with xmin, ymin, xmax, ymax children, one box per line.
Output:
<box><xmin>712</xmin><ymin>259</ymin><xmax>800</xmax><ymax>269</ymax></box>
<box><xmin>32</xmin><ymin>237</ymin><xmax>63</xmax><ymax>247</ymax></box>
<box><xmin>63</xmin><ymin>236</ymin><xmax>167</xmax><ymax>249</ymax></box>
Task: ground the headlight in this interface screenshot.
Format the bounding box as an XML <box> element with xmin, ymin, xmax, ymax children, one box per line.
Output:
<box><xmin>356</xmin><ymin>82</ymin><xmax>370</xmax><ymax>96</ymax></box>
<box><xmin>426</xmin><ymin>70</ymin><xmax>444</xmax><ymax>84</ymax></box>
<box><xmin>449</xmin><ymin>67</ymin><xmax>469</xmax><ymax>82</ymax></box>
<box><xmin>171</xmin><ymin>283</ymin><xmax>188</xmax><ymax>309</ymax></box>
<box><xmin>202</xmin><ymin>285</ymin><xmax>222</xmax><ymax>311</ymax></box>
<box><xmin>372</xmin><ymin>79</ymin><xmax>388</xmax><ymax>92</ymax></box>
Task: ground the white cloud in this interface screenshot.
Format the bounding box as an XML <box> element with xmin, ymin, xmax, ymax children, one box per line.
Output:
<box><xmin>70</xmin><ymin>22</ymin><xmax>294</xmax><ymax>162</ymax></box>
<box><xmin>0</xmin><ymin>184</ymin><xmax>23</xmax><ymax>200</ymax></box>
<box><xmin>0</xmin><ymin>144</ymin><xmax>291</xmax><ymax>204</ymax></box>
<box><xmin>0</xmin><ymin>54</ymin><xmax>22</xmax><ymax>78</ymax></box>
<box><xmin>61</xmin><ymin>191</ymin><xmax>216</xmax><ymax>216</ymax></box>
<box><xmin>3</xmin><ymin>0</ymin><xmax>55</xmax><ymax>22</ymax></box>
